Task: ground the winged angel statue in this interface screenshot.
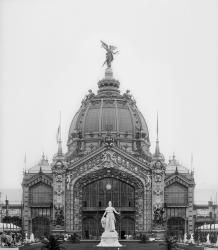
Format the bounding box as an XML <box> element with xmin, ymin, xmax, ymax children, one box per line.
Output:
<box><xmin>101</xmin><ymin>41</ymin><xmax>118</xmax><ymax>68</ymax></box>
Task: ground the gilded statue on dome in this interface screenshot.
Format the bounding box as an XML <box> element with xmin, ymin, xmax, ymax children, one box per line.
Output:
<box><xmin>101</xmin><ymin>41</ymin><xmax>118</xmax><ymax>68</ymax></box>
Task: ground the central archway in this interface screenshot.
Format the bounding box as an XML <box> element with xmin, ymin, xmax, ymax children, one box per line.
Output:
<box><xmin>82</xmin><ymin>177</ymin><xmax>135</xmax><ymax>239</ymax></box>
<box><xmin>82</xmin><ymin>177</ymin><xmax>135</xmax><ymax>208</ymax></box>
<box><xmin>70</xmin><ymin>168</ymin><xmax>145</xmax><ymax>239</ymax></box>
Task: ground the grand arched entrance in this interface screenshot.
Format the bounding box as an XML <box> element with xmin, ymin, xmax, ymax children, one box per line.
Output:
<box><xmin>67</xmin><ymin>166</ymin><xmax>147</xmax><ymax>239</ymax></box>
<box><xmin>66</xmin><ymin>165</ymin><xmax>152</xmax><ymax>238</ymax></box>
<box><xmin>82</xmin><ymin>177</ymin><xmax>135</xmax><ymax>239</ymax></box>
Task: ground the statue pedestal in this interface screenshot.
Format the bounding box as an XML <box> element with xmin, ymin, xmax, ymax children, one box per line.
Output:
<box><xmin>97</xmin><ymin>231</ymin><xmax>122</xmax><ymax>247</ymax></box>
<box><xmin>52</xmin><ymin>225</ymin><xmax>65</xmax><ymax>235</ymax></box>
<box><xmin>152</xmin><ymin>225</ymin><xmax>166</xmax><ymax>241</ymax></box>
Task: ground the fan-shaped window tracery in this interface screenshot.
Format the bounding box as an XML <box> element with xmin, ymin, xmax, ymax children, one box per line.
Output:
<box><xmin>82</xmin><ymin>178</ymin><xmax>135</xmax><ymax>208</ymax></box>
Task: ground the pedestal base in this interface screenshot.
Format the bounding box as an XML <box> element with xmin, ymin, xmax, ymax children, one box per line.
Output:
<box><xmin>97</xmin><ymin>231</ymin><xmax>122</xmax><ymax>247</ymax></box>
<box><xmin>152</xmin><ymin>229</ymin><xmax>166</xmax><ymax>241</ymax></box>
<box><xmin>52</xmin><ymin>225</ymin><xmax>65</xmax><ymax>235</ymax></box>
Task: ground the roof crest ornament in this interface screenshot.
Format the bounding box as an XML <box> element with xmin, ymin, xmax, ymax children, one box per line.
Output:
<box><xmin>155</xmin><ymin>113</ymin><xmax>160</xmax><ymax>156</ymax></box>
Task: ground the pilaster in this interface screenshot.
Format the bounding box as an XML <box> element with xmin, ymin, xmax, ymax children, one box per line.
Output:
<box><xmin>51</xmin><ymin>156</ymin><xmax>67</xmax><ymax>234</ymax></box>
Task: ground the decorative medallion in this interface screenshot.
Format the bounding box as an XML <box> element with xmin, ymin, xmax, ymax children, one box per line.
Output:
<box><xmin>106</xmin><ymin>183</ymin><xmax>112</xmax><ymax>190</ymax></box>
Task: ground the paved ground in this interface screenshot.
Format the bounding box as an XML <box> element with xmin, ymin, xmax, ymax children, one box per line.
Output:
<box><xmin>17</xmin><ymin>242</ymin><xmax>205</xmax><ymax>250</ymax></box>
<box><xmin>19</xmin><ymin>242</ymin><xmax>160</xmax><ymax>250</ymax></box>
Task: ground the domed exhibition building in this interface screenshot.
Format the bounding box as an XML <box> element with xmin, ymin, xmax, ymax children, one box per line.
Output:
<box><xmin>22</xmin><ymin>47</ymin><xmax>195</xmax><ymax>240</ymax></box>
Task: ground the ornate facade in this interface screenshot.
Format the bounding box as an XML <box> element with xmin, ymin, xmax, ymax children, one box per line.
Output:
<box><xmin>22</xmin><ymin>67</ymin><xmax>195</xmax><ymax>240</ymax></box>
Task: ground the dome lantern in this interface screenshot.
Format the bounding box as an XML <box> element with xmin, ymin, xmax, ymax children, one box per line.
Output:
<box><xmin>97</xmin><ymin>68</ymin><xmax>120</xmax><ymax>96</ymax></box>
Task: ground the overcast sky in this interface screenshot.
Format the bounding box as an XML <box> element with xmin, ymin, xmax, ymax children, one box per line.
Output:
<box><xmin>0</xmin><ymin>0</ymin><xmax>217</xmax><ymax>202</ymax></box>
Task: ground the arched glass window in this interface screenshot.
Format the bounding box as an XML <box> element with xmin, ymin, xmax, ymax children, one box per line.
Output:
<box><xmin>82</xmin><ymin>178</ymin><xmax>135</xmax><ymax>208</ymax></box>
<box><xmin>29</xmin><ymin>183</ymin><xmax>52</xmax><ymax>205</ymax></box>
<box><xmin>165</xmin><ymin>182</ymin><xmax>188</xmax><ymax>206</ymax></box>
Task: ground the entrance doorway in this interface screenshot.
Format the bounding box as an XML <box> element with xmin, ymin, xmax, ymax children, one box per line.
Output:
<box><xmin>167</xmin><ymin>217</ymin><xmax>185</xmax><ymax>240</ymax></box>
<box><xmin>120</xmin><ymin>217</ymin><xmax>135</xmax><ymax>239</ymax></box>
<box><xmin>32</xmin><ymin>217</ymin><xmax>50</xmax><ymax>238</ymax></box>
<box><xmin>82</xmin><ymin>177</ymin><xmax>136</xmax><ymax>239</ymax></box>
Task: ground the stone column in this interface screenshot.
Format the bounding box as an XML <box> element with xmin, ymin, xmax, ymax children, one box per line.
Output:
<box><xmin>22</xmin><ymin>185</ymin><xmax>30</xmax><ymax>235</ymax></box>
<box><xmin>184</xmin><ymin>219</ymin><xmax>187</xmax><ymax>234</ymax></box>
<box><xmin>135</xmin><ymin>188</ymin><xmax>144</xmax><ymax>232</ymax></box>
<box><xmin>144</xmin><ymin>186</ymin><xmax>152</xmax><ymax>232</ymax></box>
<box><xmin>51</xmin><ymin>159</ymin><xmax>67</xmax><ymax>234</ymax></box>
<box><xmin>151</xmin><ymin>160</ymin><xmax>166</xmax><ymax>240</ymax></box>
<box><xmin>187</xmin><ymin>185</ymin><xmax>194</xmax><ymax>234</ymax></box>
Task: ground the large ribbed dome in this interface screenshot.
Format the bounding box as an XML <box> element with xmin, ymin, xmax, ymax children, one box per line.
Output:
<box><xmin>67</xmin><ymin>68</ymin><xmax>151</xmax><ymax>159</ymax></box>
<box><xmin>69</xmin><ymin>97</ymin><xmax>149</xmax><ymax>136</ymax></box>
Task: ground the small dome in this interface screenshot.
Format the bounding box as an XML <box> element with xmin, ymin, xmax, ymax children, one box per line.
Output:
<box><xmin>28</xmin><ymin>154</ymin><xmax>51</xmax><ymax>174</ymax></box>
<box><xmin>166</xmin><ymin>154</ymin><xmax>189</xmax><ymax>174</ymax></box>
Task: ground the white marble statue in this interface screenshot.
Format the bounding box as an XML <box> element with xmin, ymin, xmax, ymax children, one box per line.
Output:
<box><xmin>101</xmin><ymin>201</ymin><xmax>120</xmax><ymax>232</ymax></box>
<box><xmin>184</xmin><ymin>233</ymin><xmax>187</xmax><ymax>243</ymax></box>
<box><xmin>215</xmin><ymin>237</ymin><xmax>218</xmax><ymax>247</ymax></box>
<box><xmin>25</xmin><ymin>232</ymin><xmax>29</xmax><ymax>243</ymax></box>
<box><xmin>97</xmin><ymin>201</ymin><xmax>122</xmax><ymax>247</ymax></box>
<box><xmin>30</xmin><ymin>233</ymin><xmax>35</xmax><ymax>243</ymax></box>
<box><xmin>190</xmin><ymin>233</ymin><xmax>195</xmax><ymax>244</ymax></box>
<box><xmin>206</xmin><ymin>233</ymin><xmax>211</xmax><ymax>245</ymax></box>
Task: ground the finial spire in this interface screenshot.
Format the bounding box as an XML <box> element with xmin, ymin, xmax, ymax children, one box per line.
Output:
<box><xmin>156</xmin><ymin>112</ymin><xmax>159</xmax><ymax>141</ymax></box>
<box><xmin>56</xmin><ymin>111</ymin><xmax>62</xmax><ymax>155</ymax></box>
<box><xmin>191</xmin><ymin>153</ymin><xmax>194</xmax><ymax>171</ymax></box>
<box><xmin>155</xmin><ymin>113</ymin><xmax>160</xmax><ymax>156</ymax></box>
<box><xmin>24</xmin><ymin>152</ymin><xmax>27</xmax><ymax>173</ymax></box>
<box><xmin>5</xmin><ymin>196</ymin><xmax>9</xmax><ymax>216</ymax></box>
